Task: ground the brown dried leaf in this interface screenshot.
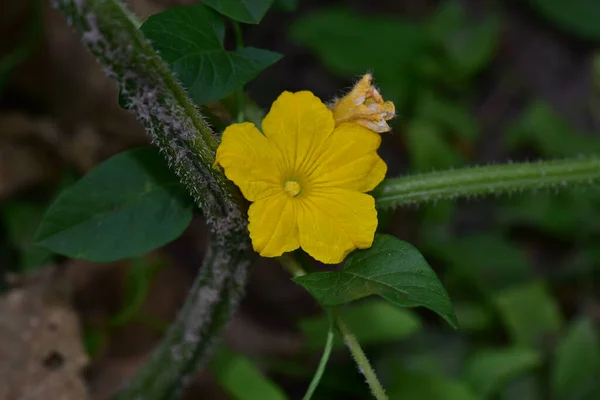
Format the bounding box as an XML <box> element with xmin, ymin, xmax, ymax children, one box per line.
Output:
<box><xmin>0</xmin><ymin>269</ymin><xmax>90</xmax><ymax>400</ymax></box>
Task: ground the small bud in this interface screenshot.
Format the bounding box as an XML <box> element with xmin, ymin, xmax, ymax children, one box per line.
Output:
<box><xmin>330</xmin><ymin>74</ymin><xmax>395</xmax><ymax>133</ymax></box>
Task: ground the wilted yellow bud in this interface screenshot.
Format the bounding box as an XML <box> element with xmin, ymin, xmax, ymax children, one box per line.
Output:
<box><xmin>330</xmin><ymin>74</ymin><xmax>395</xmax><ymax>133</ymax></box>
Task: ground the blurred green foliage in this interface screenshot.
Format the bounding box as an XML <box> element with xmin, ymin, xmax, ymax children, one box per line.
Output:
<box><xmin>300</xmin><ymin>300</ymin><xmax>421</xmax><ymax>350</ymax></box>
<box><xmin>210</xmin><ymin>346</ymin><xmax>290</xmax><ymax>400</ymax></box>
<box><xmin>464</xmin><ymin>347</ymin><xmax>542</xmax><ymax>399</ymax></box>
<box><xmin>0</xmin><ymin>0</ymin><xmax>42</xmax><ymax>93</ymax></box>
<box><xmin>552</xmin><ymin>317</ymin><xmax>600</xmax><ymax>400</ymax></box>
<box><xmin>291</xmin><ymin>1</ymin><xmax>499</xmax><ymax>173</ymax></box>
<box><xmin>529</xmin><ymin>0</ymin><xmax>600</xmax><ymax>40</ymax></box>
<box><xmin>2</xmin><ymin>202</ymin><xmax>53</xmax><ymax>272</ymax></box>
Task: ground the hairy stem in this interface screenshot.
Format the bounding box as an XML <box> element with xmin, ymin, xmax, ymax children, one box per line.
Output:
<box><xmin>114</xmin><ymin>245</ymin><xmax>249</xmax><ymax>400</ymax></box>
<box><xmin>52</xmin><ymin>1</ymin><xmax>252</xmax><ymax>398</ymax></box>
<box><xmin>333</xmin><ymin>312</ymin><xmax>388</xmax><ymax>400</ymax></box>
<box><xmin>375</xmin><ymin>156</ymin><xmax>600</xmax><ymax>209</ymax></box>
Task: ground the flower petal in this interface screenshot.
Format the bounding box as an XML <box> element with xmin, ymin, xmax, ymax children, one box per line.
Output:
<box><xmin>262</xmin><ymin>91</ymin><xmax>335</xmax><ymax>175</ymax></box>
<box><xmin>215</xmin><ymin>122</ymin><xmax>282</xmax><ymax>201</ymax></box>
<box><xmin>249</xmin><ymin>192</ymin><xmax>300</xmax><ymax>257</ymax></box>
<box><xmin>309</xmin><ymin>122</ymin><xmax>387</xmax><ymax>192</ymax></box>
<box><xmin>298</xmin><ymin>189</ymin><xmax>377</xmax><ymax>264</ymax></box>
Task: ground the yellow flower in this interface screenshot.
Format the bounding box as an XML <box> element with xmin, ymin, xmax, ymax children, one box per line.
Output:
<box><xmin>215</xmin><ymin>91</ymin><xmax>387</xmax><ymax>264</ymax></box>
<box><xmin>330</xmin><ymin>74</ymin><xmax>396</xmax><ymax>133</ymax></box>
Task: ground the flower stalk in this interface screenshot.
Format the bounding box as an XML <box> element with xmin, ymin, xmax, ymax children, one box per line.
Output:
<box><xmin>333</xmin><ymin>312</ymin><xmax>388</xmax><ymax>400</ymax></box>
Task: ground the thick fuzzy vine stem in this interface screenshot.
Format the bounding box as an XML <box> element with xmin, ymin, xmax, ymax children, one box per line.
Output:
<box><xmin>114</xmin><ymin>246</ymin><xmax>249</xmax><ymax>400</ymax></box>
<box><xmin>51</xmin><ymin>0</ymin><xmax>252</xmax><ymax>399</ymax></box>
<box><xmin>375</xmin><ymin>156</ymin><xmax>600</xmax><ymax>209</ymax></box>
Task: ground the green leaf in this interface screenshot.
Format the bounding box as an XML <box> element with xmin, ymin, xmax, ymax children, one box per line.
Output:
<box><xmin>493</xmin><ymin>281</ymin><xmax>564</xmax><ymax>348</ymax></box>
<box><xmin>36</xmin><ymin>147</ymin><xmax>193</xmax><ymax>262</ymax></box>
<box><xmin>501</xmin><ymin>374</ymin><xmax>542</xmax><ymax>400</ymax></box>
<box><xmin>454</xmin><ymin>302</ymin><xmax>494</xmax><ymax>332</ymax></box>
<box><xmin>141</xmin><ymin>5</ymin><xmax>282</xmax><ymax>104</ymax></box>
<box><xmin>2</xmin><ymin>202</ymin><xmax>53</xmax><ymax>271</ymax></box>
<box><xmin>0</xmin><ymin>0</ymin><xmax>43</xmax><ymax>94</ymax></box>
<box><xmin>505</xmin><ymin>101</ymin><xmax>600</xmax><ymax>157</ymax></box>
<box><xmin>203</xmin><ymin>0</ymin><xmax>274</xmax><ymax>24</ymax></box>
<box><xmin>434</xmin><ymin>234</ymin><xmax>532</xmax><ymax>291</ymax></box>
<box><xmin>82</xmin><ymin>326</ymin><xmax>108</xmax><ymax>359</ymax></box>
<box><xmin>426</xmin><ymin>0</ymin><xmax>463</xmax><ymax>43</ymax></box>
<box><xmin>530</xmin><ymin>0</ymin><xmax>600</xmax><ymax>41</ymax></box>
<box><xmin>397</xmin><ymin>330</ymin><xmax>468</xmax><ymax>378</ymax></box>
<box><xmin>499</xmin><ymin>191</ymin><xmax>600</xmax><ymax>240</ymax></box>
<box><xmin>290</xmin><ymin>8</ymin><xmax>427</xmax><ymax>109</ymax></box>
<box><xmin>406</xmin><ymin>119</ymin><xmax>464</xmax><ymax>171</ymax></box>
<box><xmin>210</xmin><ymin>346</ymin><xmax>289</xmax><ymax>400</ymax></box>
<box><xmin>299</xmin><ymin>300</ymin><xmax>421</xmax><ymax>350</ymax></box>
<box><xmin>387</xmin><ymin>369</ymin><xmax>478</xmax><ymax>400</ymax></box>
<box><xmin>273</xmin><ymin>0</ymin><xmax>296</xmax><ymax>12</ymax></box>
<box><xmin>290</xmin><ymin>8</ymin><xmax>423</xmax><ymax>76</ymax></box>
<box><xmin>464</xmin><ymin>347</ymin><xmax>542</xmax><ymax>399</ymax></box>
<box><xmin>427</xmin><ymin>1</ymin><xmax>501</xmax><ymax>77</ymax></box>
<box><xmin>293</xmin><ymin>234</ymin><xmax>458</xmax><ymax>328</ymax></box>
<box><xmin>552</xmin><ymin>317</ymin><xmax>600</xmax><ymax>400</ymax></box>
<box><xmin>594</xmin><ymin>53</ymin><xmax>600</xmax><ymax>88</ymax></box>
<box><xmin>415</xmin><ymin>91</ymin><xmax>479</xmax><ymax>140</ymax></box>
<box><xmin>110</xmin><ymin>257</ymin><xmax>166</xmax><ymax>327</ymax></box>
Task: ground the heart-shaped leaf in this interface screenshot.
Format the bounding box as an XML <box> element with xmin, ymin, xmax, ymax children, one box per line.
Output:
<box><xmin>141</xmin><ymin>5</ymin><xmax>282</xmax><ymax>105</ymax></box>
<box><xmin>294</xmin><ymin>234</ymin><xmax>457</xmax><ymax>328</ymax></box>
<box><xmin>36</xmin><ymin>147</ymin><xmax>193</xmax><ymax>262</ymax></box>
<box><xmin>203</xmin><ymin>0</ymin><xmax>275</xmax><ymax>24</ymax></box>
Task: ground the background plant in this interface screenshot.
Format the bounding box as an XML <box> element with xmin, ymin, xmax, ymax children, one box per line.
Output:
<box><xmin>2</xmin><ymin>0</ymin><xmax>600</xmax><ymax>399</ymax></box>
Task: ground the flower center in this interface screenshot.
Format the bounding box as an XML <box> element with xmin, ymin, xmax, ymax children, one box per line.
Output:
<box><xmin>283</xmin><ymin>180</ymin><xmax>301</xmax><ymax>197</ymax></box>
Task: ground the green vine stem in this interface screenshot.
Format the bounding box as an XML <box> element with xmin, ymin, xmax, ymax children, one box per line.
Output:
<box><xmin>333</xmin><ymin>312</ymin><xmax>388</xmax><ymax>400</ymax></box>
<box><xmin>51</xmin><ymin>0</ymin><xmax>253</xmax><ymax>399</ymax></box>
<box><xmin>375</xmin><ymin>156</ymin><xmax>600</xmax><ymax>209</ymax></box>
<box><xmin>114</xmin><ymin>246</ymin><xmax>249</xmax><ymax>400</ymax></box>
<box><xmin>302</xmin><ymin>308</ymin><xmax>334</xmax><ymax>400</ymax></box>
<box><xmin>278</xmin><ymin>255</ymin><xmax>388</xmax><ymax>400</ymax></box>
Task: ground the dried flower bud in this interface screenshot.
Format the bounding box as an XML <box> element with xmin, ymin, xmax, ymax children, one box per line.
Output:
<box><xmin>330</xmin><ymin>74</ymin><xmax>395</xmax><ymax>133</ymax></box>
